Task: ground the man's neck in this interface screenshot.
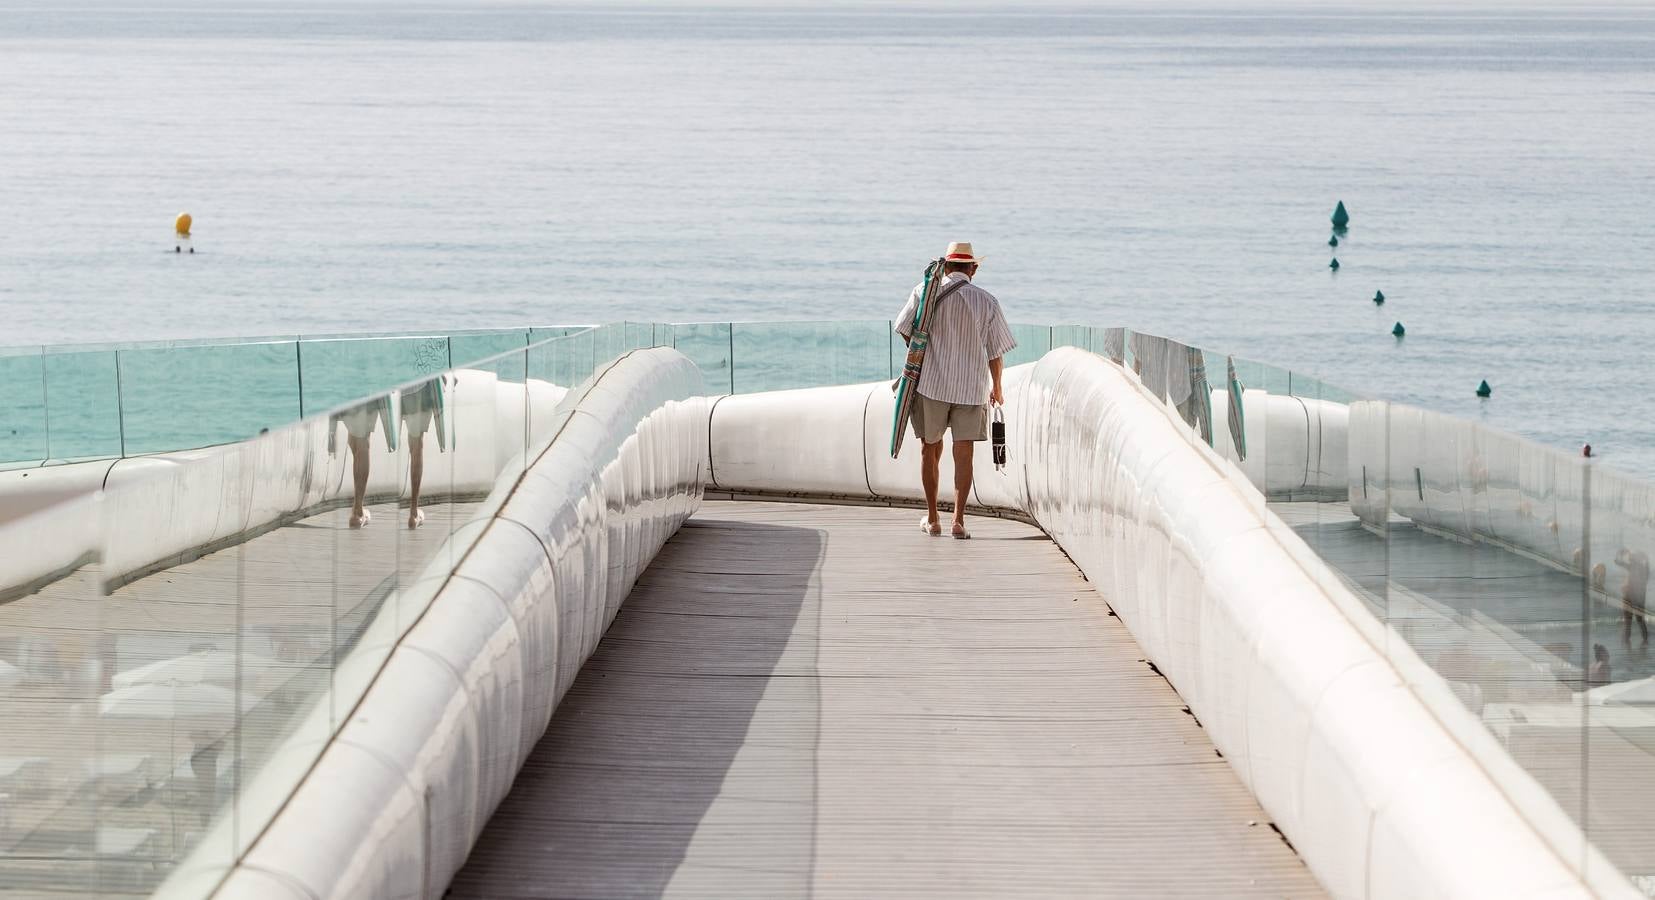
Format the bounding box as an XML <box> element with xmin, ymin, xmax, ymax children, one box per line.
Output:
<box><xmin>946</xmin><ymin>270</ymin><xmax>971</xmax><ymax>281</ymax></box>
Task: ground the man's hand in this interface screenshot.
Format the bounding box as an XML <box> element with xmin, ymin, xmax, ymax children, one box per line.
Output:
<box><xmin>990</xmin><ymin>384</ymin><xmax>1004</xmax><ymax>406</ymax></box>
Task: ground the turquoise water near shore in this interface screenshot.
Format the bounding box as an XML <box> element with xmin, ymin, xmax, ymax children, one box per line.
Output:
<box><xmin>2</xmin><ymin>3</ymin><xmax>1653</xmax><ymax>474</ymax></box>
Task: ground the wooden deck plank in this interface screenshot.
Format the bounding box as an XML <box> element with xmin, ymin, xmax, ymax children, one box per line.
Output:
<box><xmin>451</xmin><ymin>500</ymin><xmax>1323</xmax><ymax>899</ymax></box>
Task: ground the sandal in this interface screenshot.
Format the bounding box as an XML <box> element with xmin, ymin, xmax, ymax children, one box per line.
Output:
<box><xmin>349</xmin><ymin>508</ymin><xmax>371</xmax><ymax>529</ymax></box>
<box><xmin>920</xmin><ymin>516</ymin><xmax>941</xmax><ymax>537</ymax></box>
<box><xmin>408</xmin><ymin>509</ymin><xmax>425</xmax><ymax>530</ymax></box>
<box><xmin>951</xmin><ymin>524</ymin><xmax>971</xmax><ymax>540</ymax></box>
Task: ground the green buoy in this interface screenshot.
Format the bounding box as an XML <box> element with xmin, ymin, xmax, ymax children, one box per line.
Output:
<box><xmin>1476</xmin><ymin>380</ymin><xmax>1492</xmax><ymax>398</ymax></box>
<box><xmin>1329</xmin><ymin>258</ymin><xmax>1340</xmax><ymax>271</ymax></box>
<box><xmin>1332</xmin><ymin>201</ymin><xmax>1350</xmax><ymax>229</ymax></box>
<box><xmin>1373</xmin><ymin>290</ymin><xmax>1385</xmax><ymax>305</ymax></box>
<box><xmin>1392</xmin><ymin>322</ymin><xmax>1405</xmax><ymax>338</ymax></box>
<box><xmin>1329</xmin><ymin>234</ymin><xmax>1339</xmax><ymax>248</ymax></box>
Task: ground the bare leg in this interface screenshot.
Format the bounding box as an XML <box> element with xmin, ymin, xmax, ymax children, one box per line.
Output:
<box><xmin>951</xmin><ymin>440</ymin><xmax>975</xmax><ymax>535</ymax></box>
<box><xmin>348</xmin><ymin>435</ymin><xmax>370</xmax><ymax>528</ymax></box>
<box><xmin>921</xmin><ymin>440</ymin><xmax>944</xmax><ymax>529</ymax></box>
<box><xmin>407</xmin><ymin>435</ymin><xmax>425</xmax><ymax>529</ymax></box>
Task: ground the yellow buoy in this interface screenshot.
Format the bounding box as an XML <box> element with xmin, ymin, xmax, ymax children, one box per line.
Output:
<box><xmin>175</xmin><ymin>212</ymin><xmax>192</xmax><ymax>236</ymax></box>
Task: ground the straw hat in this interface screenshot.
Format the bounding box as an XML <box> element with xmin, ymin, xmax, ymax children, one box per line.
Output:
<box><xmin>943</xmin><ymin>242</ymin><xmax>984</xmax><ymax>264</ymax></box>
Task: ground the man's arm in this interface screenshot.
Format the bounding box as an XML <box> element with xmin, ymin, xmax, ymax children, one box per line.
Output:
<box><xmin>983</xmin><ymin>297</ymin><xmax>1015</xmax><ymax>406</ymax></box>
<box><xmin>894</xmin><ymin>287</ymin><xmax>920</xmax><ymax>342</ymax></box>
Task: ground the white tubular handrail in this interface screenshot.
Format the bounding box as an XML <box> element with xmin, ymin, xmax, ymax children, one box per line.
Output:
<box><xmin>707</xmin><ymin>347</ymin><xmax>1634</xmax><ymax>900</ymax></box>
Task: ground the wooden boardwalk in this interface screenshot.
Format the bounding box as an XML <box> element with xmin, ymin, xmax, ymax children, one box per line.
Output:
<box><xmin>451</xmin><ymin>501</ymin><xmax>1322</xmax><ymax>899</ymax></box>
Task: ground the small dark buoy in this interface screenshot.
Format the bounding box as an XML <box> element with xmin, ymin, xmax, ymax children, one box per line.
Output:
<box><xmin>175</xmin><ymin>245</ymin><xmax>181</xmax><ymax>253</ymax></box>
<box><xmin>1329</xmin><ymin>235</ymin><xmax>1339</xmax><ymax>248</ymax></box>
<box><xmin>1583</xmin><ymin>443</ymin><xmax>1593</xmax><ymax>458</ymax></box>
<box><xmin>1329</xmin><ymin>258</ymin><xmax>1340</xmax><ymax>271</ymax></box>
<box><xmin>1331</xmin><ymin>200</ymin><xmax>1350</xmax><ymax>230</ymax></box>
<box><xmin>188</xmin><ymin>247</ymin><xmax>194</xmax><ymax>254</ymax></box>
<box><xmin>1373</xmin><ymin>290</ymin><xmax>1385</xmax><ymax>305</ymax></box>
<box><xmin>1392</xmin><ymin>322</ymin><xmax>1406</xmax><ymax>338</ymax></box>
<box><xmin>1476</xmin><ymin>380</ymin><xmax>1492</xmax><ymax>398</ymax></box>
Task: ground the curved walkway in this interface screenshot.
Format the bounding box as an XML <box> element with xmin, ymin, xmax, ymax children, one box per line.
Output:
<box><xmin>451</xmin><ymin>500</ymin><xmax>1322</xmax><ymax>899</ymax></box>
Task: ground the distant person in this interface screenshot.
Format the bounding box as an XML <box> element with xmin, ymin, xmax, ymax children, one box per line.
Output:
<box><xmin>894</xmin><ymin>242</ymin><xmax>1017</xmax><ymax>540</ymax></box>
<box><xmin>1588</xmin><ymin>643</ymin><xmax>1612</xmax><ymax>685</ymax></box>
<box><xmin>1616</xmin><ymin>548</ymin><xmax>1651</xmax><ymax>647</ymax></box>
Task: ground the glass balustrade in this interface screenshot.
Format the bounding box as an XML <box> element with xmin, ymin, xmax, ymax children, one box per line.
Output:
<box><xmin>0</xmin><ymin>327</ymin><xmax>616</xmax><ymax>896</ymax></box>
<box><xmin>3</xmin><ymin>319</ymin><xmax>1654</xmax><ymax>890</ymax></box>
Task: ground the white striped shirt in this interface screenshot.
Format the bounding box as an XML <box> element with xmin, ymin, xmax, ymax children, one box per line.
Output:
<box><xmin>894</xmin><ymin>272</ymin><xmax>1018</xmax><ymax>405</ymax></box>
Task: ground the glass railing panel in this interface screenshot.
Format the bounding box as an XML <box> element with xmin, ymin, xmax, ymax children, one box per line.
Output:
<box><xmin>591</xmin><ymin>322</ymin><xmax>657</xmax><ymax>368</ymax></box>
<box><xmin>1125</xmin><ymin>331</ymin><xmax>1169</xmax><ymax>404</ymax></box>
<box><xmin>296</xmin><ymin>336</ymin><xmax>450</xmax><ymax>420</ymax></box>
<box><xmin>730</xmin><ymin>321</ymin><xmax>890</xmax><ymax>393</ymax></box>
<box><xmin>488</xmin><ymin>345</ymin><xmax>533</xmax><ymax>488</ymax></box>
<box><xmin>0</xmin><ymin>554</ymin><xmax>104</xmax><ymax>894</ymax></box>
<box><xmin>528</xmin><ymin>326</ymin><xmax>597</xmax><ymax>393</ymax></box>
<box><xmin>528</xmin><ymin>326</ymin><xmax>581</xmax><ymax>345</ymax></box>
<box><xmin>1582</xmin><ymin>464</ymin><xmax>1655</xmax><ymax>883</ymax></box>
<box><xmin>669</xmin><ymin>323</ymin><xmax>734</xmax><ymax>395</ymax></box>
<box><xmin>1050</xmin><ymin>325</ymin><xmax>1088</xmax><ymax>352</ymax></box>
<box><xmin>0</xmin><ymin>349</ymin><xmax>48</xmax><ymax>466</ymax></box>
<box><xmin>321</xmin><ymin>385</ymin><xmax>407</xmax><ymax>735</ymax></box>
<box><xmin>224</xmin><ymin>420</ymin><xmax>339</xmax><ymax>886</ymax></box>
<box><xmin>42</xmin><ymin>349</ymin><xmax>122</xmax><ymax>460</ymax></box>
<box><xmin>1100</xmin><ymin>327</ymin><xmax>1127</xmax><ymax>365</ymax></box>
<box><xmin>1294</xmin><ymin>367</ymin><xmax>1347</xmax><ymax>571</ymax></box>
<box><xmin>116</xmin><ymin>342</ymin><xmax>301</xmax><ymax>456</ymax></box>
<box><xmin>94</xmin><ymin>444</ymin><xmax>259</xmax><ymax>894</ymax></box>
<box><xmin>393</xmin><ymin>368</ymin><xmax>459</xmax><ymax>690</ymax></box>
<box><xmin>1375</xmin><ymin>407</ymin><xmax>1591</xmax><ymax>870</ymax></box>
<box><xmin>449</xmin><ymin>330</ymin><xmax>528</xmax><ymax>371</ymax></box>
<box><xmin>1003</xmin><ymin>324</ymin><xmax>1051</xmax><ymax>368</ymax></box>
<box><xmin>1258</xmin><ymin>361</ymin><xmax>1291</xmax><ymax>396</ymax></box>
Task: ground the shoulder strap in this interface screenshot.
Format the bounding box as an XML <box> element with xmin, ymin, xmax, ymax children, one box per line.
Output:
<box><xmin>933</xmin><ymin>277</ymin><xmax>970</xmax><ymax>306</ymax></box>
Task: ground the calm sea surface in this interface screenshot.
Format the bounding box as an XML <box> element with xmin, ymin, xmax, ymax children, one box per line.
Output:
<box><xmin>2</xmin><ymin>2</ymin><xmax>1653</xmax><ymax>474</ymax></box>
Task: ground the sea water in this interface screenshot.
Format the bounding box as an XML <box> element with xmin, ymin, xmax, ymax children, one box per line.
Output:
<box><xmin>1</xmin><ymin>2</ymin><xmax>1653</xmax><ymax>475</ymax></box>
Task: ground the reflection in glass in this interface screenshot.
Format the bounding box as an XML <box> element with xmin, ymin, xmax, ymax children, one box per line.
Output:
<box><xmin>401</xmin><ymin>376</ymin><xmax>447</xmax><ymax>531</ymax></box>
<box><xmin>331</xmin><ymin>396</ymin><xmax>394</xmax><ymax>529</ymax></box>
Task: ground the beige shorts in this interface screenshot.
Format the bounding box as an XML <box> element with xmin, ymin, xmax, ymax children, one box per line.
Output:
<box><xmin>911</xmin><ymin>394</ymin><xmax>989</xmax><ymax>443</ymax></box>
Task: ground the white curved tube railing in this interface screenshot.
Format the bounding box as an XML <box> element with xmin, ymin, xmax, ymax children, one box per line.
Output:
<box><xmin>707</xmin><ymin>348</ymin><xmax>1634</xmax><ymax>900</ymax></box>
<box><xmin>162</xmin><ymin>348</ymin><xmax>708</xmax><ymax>899</ymax></box>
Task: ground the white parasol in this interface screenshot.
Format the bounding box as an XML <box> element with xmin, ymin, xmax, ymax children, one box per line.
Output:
<box><xmin>99</xmin><ymin>682</ymin><xmax>256</xmax><ymax>724</ymax></box>
<box><xmin>111</xmin><ymin>648</ymin><xmax>279</xmax><ymax>691</ymax></box>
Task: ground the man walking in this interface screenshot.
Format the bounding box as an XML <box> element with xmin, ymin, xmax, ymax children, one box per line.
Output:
<box><xmin>895</xmin><ymin>242</ymin><xmax>1017</xmax><ymax>539</ymax></box>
